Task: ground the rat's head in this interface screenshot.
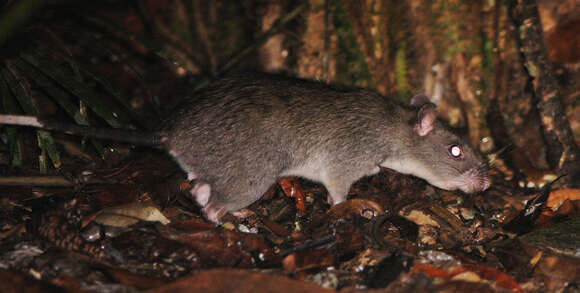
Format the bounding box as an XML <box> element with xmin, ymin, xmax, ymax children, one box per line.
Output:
<box><xmin>382</xmin><ymin>94</ymin><xmax>490</xmax><ymax>193</ymax></box>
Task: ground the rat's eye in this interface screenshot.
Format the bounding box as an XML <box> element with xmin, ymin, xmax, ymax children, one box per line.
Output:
<box><xmin>449</xmin><ymin>145</ymin><xmax>463</xmax><ymax>158</ymax></box>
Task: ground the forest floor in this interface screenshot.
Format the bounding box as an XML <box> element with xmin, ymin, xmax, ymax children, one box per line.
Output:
<box><xmin>1</xmin><ymin>144</ymin><xmax>580</xmax><ymax>293</ymax></box>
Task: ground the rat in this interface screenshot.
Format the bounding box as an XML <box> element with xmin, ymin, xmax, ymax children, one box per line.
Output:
<box><xmin>0</xmin><ymin>73</ymin><xmax>490</xmax><ymax>223</ymax></box>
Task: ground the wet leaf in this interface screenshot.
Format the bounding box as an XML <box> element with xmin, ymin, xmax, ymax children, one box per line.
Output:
<box><xmin>279</xmin><ymin>177</ymin><xmax>308</xmax><ymax>212</ymax></box>
<box><xmin>503</xmin><ymin>177</ymin><xmax>559</xmax><ymax>234</ymax></box>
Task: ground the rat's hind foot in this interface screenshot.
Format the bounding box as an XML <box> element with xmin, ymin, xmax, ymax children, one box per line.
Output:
<box><xmin>202</xmin><ymin>204</ymin><xmax>227</xmax><ymax>224</ymax></box>
<box><xmin>230</xmin><ymin>208</ymin><xmax>254</xmax><ymax>219</ymax></box>
<box><xmin>189</xmin><ymin>180</ymin><xmax>228</xmax><ymax>224</ymax></box>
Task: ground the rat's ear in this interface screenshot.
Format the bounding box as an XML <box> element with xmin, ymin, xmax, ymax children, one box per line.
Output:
<box><xmin>410</xmin><ymin>94</ymin><xmax>432</xmax><ymax>107</ymax></box>
<box><xmin>414</xmin><ymin>103</ymin><xmax>437</xmax><ymax>136</ymax></box>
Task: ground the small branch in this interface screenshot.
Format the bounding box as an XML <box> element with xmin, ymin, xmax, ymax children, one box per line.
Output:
<box><xmin>0</xmin><ymin>176</ymin><xmax>73</xmax><ymax>186</ymax></box>
<box><xmin>0</xmin><ymin>176</ymin><xmax>106</xmax><ymax>186</ymax></box>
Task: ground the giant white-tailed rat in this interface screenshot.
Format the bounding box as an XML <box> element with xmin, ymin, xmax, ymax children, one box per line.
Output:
<box><xmin>0</xmin><ymin>73</ymin><xmax>490</xmax><ymax>223</ymax></box>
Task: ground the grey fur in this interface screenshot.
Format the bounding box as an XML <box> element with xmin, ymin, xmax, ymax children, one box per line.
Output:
<box><xmin>160</xmin><ymin>74</ymin><xmax>490</xmax><ymax>222</ymax></box>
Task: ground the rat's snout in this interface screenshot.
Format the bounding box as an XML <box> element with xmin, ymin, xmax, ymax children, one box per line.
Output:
<box><xmin>458</xmin><ymin>164</ymin><xmax>491</xmax><ymax>193</ymax></box>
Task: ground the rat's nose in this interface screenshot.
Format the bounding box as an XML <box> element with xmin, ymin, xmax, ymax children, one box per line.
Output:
<box><xmin>459</xmin><ymin>165</ymin><xmax>491</xmax><ymax>193</ymax></box>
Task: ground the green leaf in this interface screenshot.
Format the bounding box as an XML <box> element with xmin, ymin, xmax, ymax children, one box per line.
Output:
<box><xmin>2</xmin><ymin>64</ymin><xmax>62</xmax><ymax>170</ymax></box>
<box><xmin>12</xmin><ymin>57</ymin><xmax>106</xmax><ymax>156</ymax></box>
<box><xmin>7</xmin><ymin>126</ymin><xmax>22</xmax><ymax>166</ymax></box>
<box><xmin>42</xmin><ymin>46</ymin><xmax>150</xmax><ymax>127</ymax></box>
<box><xmin>38</xmin><ymin>142</ymin><xmax>47</xmax><ymax>173</ymax></box>
<box><xmin>2</xmin><ymin>67</ymin><xmax>37</xmax><ymax>115</ymax></box>
<box><xmin>19</xmin><ymin>53</ymin><xmax>124</xmax><ymax>128</ymax></box>
<box><xmin>38</xmin><ymin>130</ymin><xmax>61</xmax><ymax>169</ymax></box>
<box><xmin>0</xmin><ymin>74</ymin><xmax>22</xmax><ymax>166</ymax></box>
<box><xmin>11</xmin><ymin>59</ymin><xmax>88</xmax><ymax>124</ymax></box>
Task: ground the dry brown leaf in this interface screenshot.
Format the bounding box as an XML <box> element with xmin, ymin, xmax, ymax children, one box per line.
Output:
<box><xmin>165</xmin><ymin>227</ymin><xmax>275</xmax><ymax>267</ymax></box>
<box><xmin>400</xmin><ymin>209</ymin><xmax>439</xmax><ymax>227</ymax></box>
<box><xmin>0</xmin><ymin>269</ymin><xmax>71</xmax><ymax>293</ymax></box>
<box><xmin>326</xmin><ymin>199</ymin><xmax>384</xmax><ymax>221</ymax></box>
<box><xmin>93</xmin><ymin>203</ymin><xmax>170</xmax><ymax>227</ymax></box>
<box><xmin>282</xmin><ymin>249</ymin><xmax>335</xmax><ymax>273</ymax></box>
<box><xmin>546</xmin><ymin>189</ymin><xmax>580</xmax><ymax>211</ymax></box>
<box><xmin>146</xmin><ymin>268</ymin><xmax>336</xmax><ymax>293</ymax></box>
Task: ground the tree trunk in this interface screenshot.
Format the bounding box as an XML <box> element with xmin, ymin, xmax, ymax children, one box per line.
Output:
<box><xmin>508</xmin><ymin>0</ymin><xmax>580</xmax><ymax>186</ymax></box>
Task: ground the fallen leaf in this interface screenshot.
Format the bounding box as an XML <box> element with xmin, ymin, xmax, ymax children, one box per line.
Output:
<box><xmin>93</xmin><ymin>203</ymin><xmax>170</xmax><ymax>227</ymax></box>
<box><xmin>0</xmin><ymin>269</ymin><xmax>67</xmax><ymax>293</ymax></box>
<box><xmin>410</xmin><ymin>264</ymin><xmax>451</xmax><ymax>279</ymax></box>
<box><xmin>450</xmin><ymin>271</ymin><xmax>481</xmax><ymax>282</ymax></box>
<box><xmin>400</xmin><ymin>209</ymin><xmax>439</xmax><ymax>227</ymax></box>
<box><xmin>283</xmin><ymin>249</ymin><xmax>335</xmax><ymax>273</ymax></box>
<box><xmin>326</xmin><ymin>199</ymin><xmax>384</xmax><ymax>221</ymax></box>
<box><xmin>279</xmin><ymin>177</ymin><xmax>308</xmax><ymax>212</ymax></box>
<box><xmin>108</xmin><ymin>269</ymin><xmax>167</xmax><ymax>289</ymax></box>
<box><xmin>164</xmin><ymin>227</ymin><xmax>275</xmax><ymax>267</ymax></box>
<box><xmin>451</xmin><ymin>265</ymin><xmax>523</xmax><ymax>292</ymax></box>
<box><xmin>546</xmin><ymin>189</ymin><xmax>580</xmax><ymax>212</ymax></box>
<box><xmin>146</xmin><ymin>268</ymin><xmax>336</xmax><ymax>293</ymax></box>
